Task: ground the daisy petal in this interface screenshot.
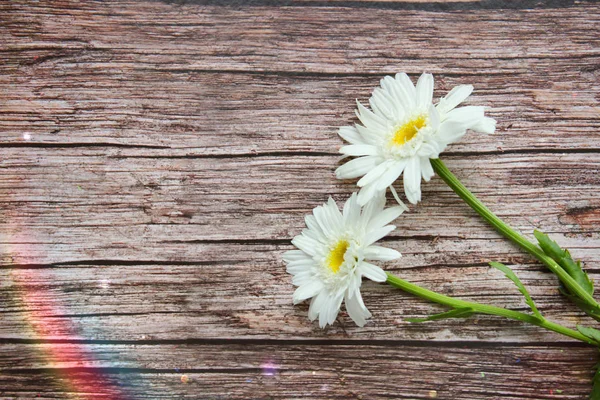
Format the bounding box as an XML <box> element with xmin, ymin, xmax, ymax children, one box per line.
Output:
<box><xmin>445</xmin><ymin>105</ymin><xmax>485</xmax><ymax>124</ymax></box>
<box><xmin>346</xmin><ymin>273</ymin><xmax>361</xmax><ymax>300</ymax></box>
<box><xmin>308</xmin><ymin>291</ymin><xmax>327</xmax><ymax>321</ymax></box>
<box><xmin>336</xmin><ymin>156</ymin><xmax>382</xmax><ymax>179</ymax></box>
<box><xmin>347</xmin><ymin>284</ymin><xmax>371</xmax><ymax>315</ymax></box>
<box><xmin>338</xmin><ymin>126</ymin><xmax>365</xmax><ymax>145</ymax></box>
<box><xmin>302</xmin><ymin>226</ymin><xmax>322</xmax><ymax>242</ymax></box>
<box><xmin>395</xmin><ymin>73</ymin><xmax>417</xmax><ymax>109</ymax></box>
<box><xmin>327</xmin><ymin>197</ymin><xmax>344</xmax><ymax>228</ymax></box>
<box><xmin>420</xmin><ymin>157</ymin><xmax>435</xmax><ymax>182</ymax></box>
<box><xmin>342</xmin><ymin>192</ymin><xmax>361</xmax><ymax>227</ymax></box>
<box><xmin>360</xmin><ymin>191</ymin><xmax>386</xmax><ymax>223</ymax></box>
<box><xmin>417</xmin><ymin>141</ymin><xmax>441</xmax><ymax>158</ymax></box>
<box><xmin>355</xmin><ymin>123</ymin><xmax>381</xmax><ymax>145</ymax></box>
<box><xmin>375</xmin><ymin>160</ymin><xmax>406</xmax><ymax>191</ymax></box>
<box><xmin>437</xmin><ymin>84</ymin><xmax>473</xmax><ymax>115</ymax></box>
<box><xmin>357</xmin><ymin>181</ymin><xmax>383</xmax><ymax>207</ymax></box>
<box><xmin>403</xmin><ymin>156</ymin><xmax>422</xmax><ymax>204</ymax></box>
<box><xmin>282</xmin><ymin>250</ymin><xmax>308</xmax><ymax>263</ymax></box>
<box><xmin>319</xmin><ymin>294</ymin><xmax>342</xmax><ymax>328</ymax></box>
<box><xmin>416</xmin><ymin>73</ymin><xmax>434</xmax><ymax>110</ymax></box>
<box><xmin>367</xmin><ymin>206</ymin><xmax>406</xmax><ymax>230</ymax></box>
<box><xmin>363</xmin><ymin>225</ymin><xmax>396</xmax><ymax>247</ymax></box>
<box><xmin>293</xmin><ymin>280</ymin><xmax>324</xmax><ymax>304</ymax></box>
<box><xmin>346</xmin><ymin>288</ymin><xmax>371</xmax><ymax>327</ymax></box>
<box><xmin>286</xmin><ymin>259</ymin><xmax>315</xmax><ymax>275</ymax></box>
<box><xmin>291</xmin><ymin>235</ymin><xmax>320</xmax><ymax>256</ymax></box>
<box><xmin>370</xmin><ymin>88</ymin><xmax>399</xmax><ymax>120</ymax></box>
<box><xmin>359</xmin><ymin>262</ymin><xmax>388</xmax><ymax>282</ymax></box>
<box><xmin>437</xmin><ymin>119</ymin><xmax>470</xmax><ymax>146</ymax></box>
<box><xmin>428</xmin><ymin>104</ymin><xmax>441</xmax><ymax>130</ymax></box>
<box><xmin>471</xmin><ymin>116</ymin><xmax>497</xmax><ymax>134</ymax></box>
<box><xmin>356</xmin><ymin>100</ymin><xmax>386</xmax><ymax>130</ymax></box>
<box><xmin>357</xmin><ymin>160</ymin><xmax>393</xmax><ymax>188</ymax></box>
<box><xmin>319</xmin><ymin>208</ymin><xmax>340</xmax><ymax>240</ymax></box>
<box><xmin>380</xmin><ymin>76</ymin><xmax>407</xmax><ymax>117</ymax></box>
<box><xmin>313</xmin><ymin>205</ymin><xmax>334</xmax><ymax>238</ymax></box>
<box><xmin>292</xmin><ymin>271</ymin><xmax>314</xmax><ymax>286</ymax></box>
<box><xmin>305</xmin><ymin>215</ymin><xmax>326</xmax><ymax>242</ymax></box>
<box><xmin>327</xmin><ymin>293</ymin><xmax>344</xmax><ymax>325</ymax></box>
<box><xmin>364</xmin><ymin>245</ymin><xmax>401</xmax><ymax>261</ymax></box>
<box><xmin>340</xmin><ymin>144</ymin><xmax>380</xmax><ymax>157</ymax></box>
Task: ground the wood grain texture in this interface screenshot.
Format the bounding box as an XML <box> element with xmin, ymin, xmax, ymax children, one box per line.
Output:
<box><xmin>1</xmin><ymin>0</ymin><xmax>600</xmax><ymax>398</ymax></box>
<box><xmin>0</xmin><ymin>343</ymin><xmax>596</xmax><ymax>399</ymax></box>
<box><xmin>1</xmin><ymin>3</ymin><xmax>599</xmax><ymax>155</ymax></box>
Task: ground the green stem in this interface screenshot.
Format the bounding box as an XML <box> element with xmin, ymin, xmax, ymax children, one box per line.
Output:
<box><xmin>386</xmin><ymin>272</ymin><xmax>595</xmax><ymax>345</ymax></box>
<box><xmin>430</xmin><ymin>157</ymin><xmax>598</xmax><ymax>309</ymax></box>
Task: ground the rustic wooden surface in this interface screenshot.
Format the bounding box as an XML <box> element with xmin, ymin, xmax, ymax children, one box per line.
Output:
<box><xmin>1</xmin><ymin>1</ymin><xmax>600</xmax><ymax>399</ymax></box>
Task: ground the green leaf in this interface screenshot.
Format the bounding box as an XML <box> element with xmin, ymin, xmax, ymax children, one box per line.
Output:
<box><xmin>560</xmin><ymin>255</ymin><xmax>594</xmax><ymax>294</ymax></box>
<box><xmin>577</xmin><ymin>325</ymin><xmax>600</xmax><ymax>344</ymax></box>
<box><xmin>560</xmin><ymin>288</ymin><xmax>600</xmax><ymax>323</ymax></box>
<box><xmin>534</xmin><ymin>230</ymin><xmax>566</xmax><ymax>259</ymax></box>
<box><xmin>489</xmin><ymin>262</ymin><xmax>543</xmax><ymax>320</ymax></box>
<box><xmin>406</xmin><ymin>308</ymin><xmax>474</xmax><ymax>323</ymax></box>
<box><xmin>534</xmin><ymin>230</ymin><xmax>594</xmax><ymax>295</ymax></box>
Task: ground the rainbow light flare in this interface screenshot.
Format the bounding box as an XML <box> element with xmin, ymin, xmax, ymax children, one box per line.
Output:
<box><xmin>5</xmin><ymin>228</ymin><xmax>129</xmax><ymax>400</ymax></box>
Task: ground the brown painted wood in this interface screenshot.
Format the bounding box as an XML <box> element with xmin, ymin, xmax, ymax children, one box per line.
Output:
<box><xmin>0</xmin><ymin>149</ymin><xmax>598</xmax><ymax>251</ymax></box>
<box><xmin>0</xmin><ymin>343</ymin><xmax>596</xmax><ymax>399</ymax></box>
<box><xmin>1</xmin><ymin>3</ymin><xmax>599</xmax><ymax>155</ymax></box>
<box><xmin>1</xmin><ymin>0</ymin><xmax>599</xmax><ymax>398</ymax></box>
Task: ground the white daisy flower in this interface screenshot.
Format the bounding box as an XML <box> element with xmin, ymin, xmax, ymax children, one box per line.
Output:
<box><xmin>335</xmin><ymin>73</ymin><xmax>496</xmax><ymax>205</ymax></box>
<box><xmin>283</xmin><ymin>193</ymin><xmax>404</xmax><ymax>328</ymax></box>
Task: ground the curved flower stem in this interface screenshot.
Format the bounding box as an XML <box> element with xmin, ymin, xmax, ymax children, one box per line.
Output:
<box><xmin>430</xmin><ymin>157</ymin><xmax>598</xmax><ymax>309</ymax></box>
<box><xmin>386</xmin><ymin>272</ymin><xmax>596</xmax><ymax>345</ymax></box>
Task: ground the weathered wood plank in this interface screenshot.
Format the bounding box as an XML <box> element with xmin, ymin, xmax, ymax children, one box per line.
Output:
<box><xmin>1</xmin><ymin>4</ymin><xmax>599</xmax><ymax>154</ymax></box>
<box><xmin>0</xmin><ymin>240</ymin><xmax>598</xmax><ymax>341</ymax></box>
<box><xmin>2</xmin><ymin>2</ymin><xmax>598</xmax><ymax>74</ymax></box>
<box><xmin>0</xmin><ymin>343</ymin><xmax>596</xmax><ymax>399</ymax></box>
<box><xmin>1</xmin><ymin>71</ymin><xmax>598</xmax><ymax>155</ymax></box>
<box><xmin>1</xmin><ymin>149</ymin><xmax>598</xmax><ymax>341</ymax></box>
<box><xmin>0</xmin><ymin>149</ymin><xmax>598</xmax><ymax>262</ymax></box>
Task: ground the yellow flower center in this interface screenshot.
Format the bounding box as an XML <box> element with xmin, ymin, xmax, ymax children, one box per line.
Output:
<box><xmin>326</xmin><ymin>240</ymin><xmax>349</xmax><ymax>274</ymax></box>
<box><xmin>390</xmin><ymin>115</ymin><xmax>427</xmax><ymax>147</ymax></box>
